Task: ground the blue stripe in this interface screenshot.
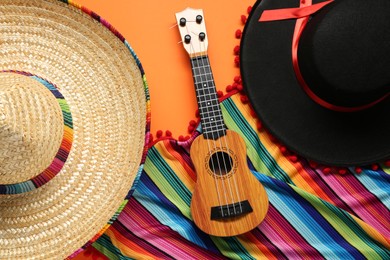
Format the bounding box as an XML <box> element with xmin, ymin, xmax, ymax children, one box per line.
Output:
<box><xmin>355</xmin><ymin>169</ymin><xmax>390</xmax><ymax>209</ymax></box>
<box><xmin>134</xmin><ymin>173</ymin><xmax>219</xmax><ymax>252</ymax></box>
<box><xmin>254</xmin><ymin>172</ymin><xmax>360</xmax><ymax>259</ymax></box>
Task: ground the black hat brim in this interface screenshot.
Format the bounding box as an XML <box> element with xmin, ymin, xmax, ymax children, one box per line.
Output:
<box><xmin>240</xmin><ymin>0</ymin><xmax>390</xmax><ymax>166</ymax></box>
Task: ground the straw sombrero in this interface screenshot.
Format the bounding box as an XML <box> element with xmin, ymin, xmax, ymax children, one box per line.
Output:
<box><xmin>240</xmin><ymin>0</ymin><xmax>390</xmax><ymax>166</ymax></box>
<box><xmin>0</xmin><ymin>0</ymin><xmax>150</xmax><ymax>258</ymax></box>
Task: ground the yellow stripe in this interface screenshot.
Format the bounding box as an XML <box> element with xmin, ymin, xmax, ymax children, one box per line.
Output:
<box><xmin>294</xmin><ymin>187</ymin><xmax>385</xmax><ymax>259</ymax></box>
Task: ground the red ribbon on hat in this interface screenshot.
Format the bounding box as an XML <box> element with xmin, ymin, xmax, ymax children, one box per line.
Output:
<box><xmin>259</xmin><ymin>0</ymin><xmax>389</xmax><ymax>112</ymax></box>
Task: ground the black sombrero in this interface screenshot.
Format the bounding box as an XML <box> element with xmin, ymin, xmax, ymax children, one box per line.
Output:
<box><xmin>240</xmin><ymin>0</ymin><xmax>390</xmax><ymax>166</ymax></box>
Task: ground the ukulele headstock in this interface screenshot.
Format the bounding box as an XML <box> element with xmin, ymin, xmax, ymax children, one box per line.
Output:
<box><xmin>175</xmin><ymin>8</ymin><xmax>208</xmax><ymax>57</ymax></box>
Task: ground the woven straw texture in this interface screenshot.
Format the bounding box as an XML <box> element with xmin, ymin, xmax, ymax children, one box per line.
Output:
<box><xmin>0</xmin><ymin>73</ymin><xmax>64</xmax><ymax>184</ymax></box>
<box><xmin>0</xmin><ymin>0</ymin><xmax>148</xmax><ymax>259</ymax></box>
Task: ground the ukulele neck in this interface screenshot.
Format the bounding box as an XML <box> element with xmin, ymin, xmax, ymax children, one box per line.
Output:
<box><xmin>190</xmin><ymin>55</ymin><xmax>226</xmax><ymax>140</ymax></box>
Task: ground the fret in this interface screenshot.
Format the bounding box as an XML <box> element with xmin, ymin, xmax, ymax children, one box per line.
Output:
<box><xmin>199</xmin><ymin>109</ymin><xmax>223</xmax><ymax>119</ymax></box>
<box><xmin>198</xmin><ymin>99</ymin><xmax>219</xmax><ymax>107</ymax></box>
<box><xmin>201</xmin><ymin>119</ymin><xmax>225</xmax><ymax>128</ymax></box>
<box><xmin>196</xmin><ymin>87</ymin><xmax>218</xmax><ymax>97</ymax></box>
<box><xmin>190</xmin><ymin>55</ymin><xmax>226</xmax><ymax>140</ymax></box>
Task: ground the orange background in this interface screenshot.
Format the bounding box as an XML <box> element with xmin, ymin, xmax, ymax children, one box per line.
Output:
<box><xmin>77</xmin><ymin>0</ymin><xmax>253</xmax><ymax>137</ymax></box>
<box><xmin>74</xmin><ymin>0</ymin><xmax>253</xmax><ymax>259</ymax></box>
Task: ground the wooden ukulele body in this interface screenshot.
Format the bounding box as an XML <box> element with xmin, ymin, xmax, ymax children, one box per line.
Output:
<box><xmin>190</xmin><ymin>130</ymin><xmax>268</xmax><ymax>237</ymax></box>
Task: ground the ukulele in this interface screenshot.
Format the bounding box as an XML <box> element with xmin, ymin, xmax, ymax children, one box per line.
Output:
<box><xmin>175</xmin><ymin>8</ymin><xmax>269</xmax><ymax>237</ymax></box>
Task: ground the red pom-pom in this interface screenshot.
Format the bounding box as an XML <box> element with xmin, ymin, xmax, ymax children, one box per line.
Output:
<box><xmin>178</xmin><ymin>135</ymin><xmax>185</xmax><ymax>141</ymax></box>
<box><xmin>217</xmin><ymin>90</ymin><xmax>224</xmax><ymax>97</ymax></box>
<box><xmin>280</xmin><ymin>146</ymin><xmax>288</xmax><ymax>154</ymax></box>
<box><xmin>232</xmin><ymin>82</ymin><xmax>238</xmax><ymax>89</ymax></box>
<box><xmin>309</xmin><ymin>161</ymin><xmax>318</xmax><ymax>168</ymax></box>
<box><xmin>385</xmin><ymin>160</ymin><xmax>390</xmax><ymax>167</ymax></box>
<box><xmin>236</xmin><ymin>84</ymin><xmax>244</xmax><ymax>92</ymax></box>
<box><xmin>195</xmin><ymin>109</ymin><xmax>200</xmax><ymax>118</ymax></box>
<box><xmin>240</xmin><ymin>95</ymin><xmax>249</xmax><ymax>104</ymax></box>
<box><xmin>371</xmin><ymin>164</ymin><xmax>379</xmax><ymax>171</ymax></box>
<box><xmin>189</xmin><ymin>120</ymin><xmax>197</xmax><ymax>127</ymax></box>
<box><xmin>250</xmin><ymin>109</ymin><xmax>257</xmax><ymax>118</ymax></box>
<box><xmin>338</xmin><ymin>168</ymin><xmax>347</xmax><ymax>175</ymax></box>
<box><xmin>247</xmin><ymin>6</ymin><xmax>253</xmax><ymax>14</ymax></box>
<box><xmin>226</xmin><ymin>85</ymin><xmax>233</xmax><ymax>92</ymax></box>
<box><xmin>188</xmin><ymin>125</ymin><xmax>195</xmax><ymax>133</ymax></box>
<box><xmin>241</xmin><ymin>15</ymin><xmax>247</xmax><ymax>24</ymax></box>
<box><xmin>156</xmin><ymin>130</ymin><xmax>163</xmax><ymax>138</ymax></box>
<box><xmin>165</xmin><ymin>130</ymin><xmax>172</xmax><ymax>137</ymax></box>
<box><xmin>234</xmin><ymin>76</ymin><xmax>241</xmax><ymax>83</ymax></box>
<box><xmin>268</xmin><ymin>134</ymin><xmax>277</xmax><ymax>143</ymax></box>
<box><xmin>355</xmin><ymin>167</ymin><xmax>362</xmax><ymax>174</ymax></box>
<box><xmin>235</xmin><ymin>29</ymin><xmax>242</xmax><ymax>39</ymax></box>
<box><xmin>289</xmin><ymin>155</ymin><xmax>298</xmax><ymax>163</ymax></box>
<box><xmin>256</xmin><ymin>121</ymin><xmax>263</xmax><ymax>131</ymax></box>
<box><xmin>184</xmin><ymin>135</ymin><xmax>191</xmax><ymax>141</ymax></box>
<box><xmin>323</xmin><ymin>167</ymin><xmax>331</xmax><ymax>174</ymax></box>
<box><xmin>234</xmin><ymin>45</ymin><xmax>240</xmax><ymax>55</ymax></box>
<box><xmin>234</xmin><ymin>56</ymin><xmax>240</xmax><ymax>67</ymax></box>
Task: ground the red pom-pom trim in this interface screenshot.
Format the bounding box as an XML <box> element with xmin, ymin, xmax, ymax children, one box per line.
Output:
<box><xmin>234</xmin><ymin>56</ymin><xmax>240</xmax><ymax>67</ymax></box>
<box><xmin>188</xmin><ymin>125</ymin><xmax>195</xmax><ymax>133</ymax></box>
<box><xmin>289</xmin><ymin>155</ymin><xmax>298</xmax><ymax>163</ymax></box>
<box><xmin>247</xmin><ymin>6</ymin><xmax>253</xmax><ymax>14</ymax></box>
<box><xmin>355</xmin><ymin>167</ymin><xmax>362</xmax><ymax>174</ymax></box>
<box><xmin>309</xmin><ymin>161</ymin><xmax>318</xmax><ymax>168</ymax></box>
<box><xmin>371</xmin><ymin>164</ymin><xmax>379</xmax><ymax>171</ymax></box>
<box><xmin>256</xmin><ymin>121</ymin><xmax>263</xmax><ymax>131</ymax></box>
<box><xmin>156</xmin><ymin>130</ymin><xmax>163</xmax><ymax>138</ymax></box>
<box><xmin>234</xmin><ymin>76</ymin><xmax>242</xmax><ymax>83</ymax></box>
<box><xmin>234</xmin><ymin>45</ymin><xmax>240</xmax><ymax>55</ymax></box>
<box><xmin>235</xmin><ymin>29</ymin><xmax>242</xmax><ymax>39</ymax></box>
<box><xmin>226</xmin><ymin>85</ymin><xmax>233</xmax><ymax>92</ymax></box>
<box><xmin>189</xmin><ymin>120</ymin><xmax>197</xmax><ymax>127</ymax></box>
<box><xmin>323</xmin><ymin>167</ymin><xmax>331</xmax><ymax>174</ymax></box>
<box><xmin>280</xmin><ymin>146</ymin><xmax>288</xmax><ymax>155</ymax></box>
<box><xmin>385</xmin><ymin>160</ymin><xmax>390</xmax><ymax>167</ymax></box>
<box><xmin>241</xmin><ymin>15</ymin><xmax>247</xmax><ymax>24</ymax></box>
<box><xmin>165</xmin><ymin>130</ymin><xmax>172</xmax><ymax>137</ymax></box>
<box><xmin>240</xmin><ymin>95</ymin><xmax>249</xmax><ymax>104</ymax></box>
<box><xmin>338</xmin><ymin>168</ymin><xmax>347</xmax><ymax>175</ymax></box>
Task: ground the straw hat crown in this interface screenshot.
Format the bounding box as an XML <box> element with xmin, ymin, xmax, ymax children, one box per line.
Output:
<box><xmin>0</xmin><ymin>73</ymin><xmax>64</xmax><ymax>185</ymax></box>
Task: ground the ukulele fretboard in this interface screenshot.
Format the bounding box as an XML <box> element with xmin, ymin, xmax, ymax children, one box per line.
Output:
<box><xmin>190</xmin><ymin>55</ymin><xmax>226</xmax><ymax>140</ymax></box>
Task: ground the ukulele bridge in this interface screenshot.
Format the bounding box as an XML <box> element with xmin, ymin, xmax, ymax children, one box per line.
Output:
<box><xmin>210</xmin><ymin>200</ymin><xmax>253</xmax><ymax>220</ymax></box>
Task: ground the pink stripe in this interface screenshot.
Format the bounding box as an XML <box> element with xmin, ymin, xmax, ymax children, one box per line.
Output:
<box><xmin>119</xmin><ymin>199</ymin><xmax>224</xmax><ymax>259</ymax></box>
<box><xmin>264</xmin><ymin>206</ymin><xmax>322</xmax><ymax>258</ymax></box>
<box><xmin>48</xmin><ymin>157</ymin><xmax>65</xmax><ymax>172</ymax></box>
<box><xmin>324</xmin><ymin>173</ymin><xmax>389</xmax><ymax>236</ymax></box>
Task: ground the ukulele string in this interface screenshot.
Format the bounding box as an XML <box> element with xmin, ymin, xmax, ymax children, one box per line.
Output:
<box><xmin>204</xmin><ymin>55</ymin><xmax>243</xmax><ymax>213</ymax></box>
<box><xmin>198</xmin><ymin>44</ymin><xmax>241</xmax><ymax>216</ymax></box>
<box><xmin>186</xmin><ymin>29</ymin><xmax>226</xmax><ymax>216</ymax></box>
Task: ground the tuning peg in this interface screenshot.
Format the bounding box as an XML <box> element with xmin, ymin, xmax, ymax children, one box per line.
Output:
<box><xmin>199</xmin><ymin>32</ymin><xmax>206</xmax><ymax>41</ymax></box>
<box><xmin>184</xmin><ymin>34</ymin><xmax>191</xmax><ymax>44</ymax></box>
<box><xmin>196</xmin><ymin>15</ymin><xmax>203</xmax><ymax>24</ymax></box>
<box><xmin>179</xmin><ymin>17</ymin><xmax>186</xmax><ymax>27</ymax></box>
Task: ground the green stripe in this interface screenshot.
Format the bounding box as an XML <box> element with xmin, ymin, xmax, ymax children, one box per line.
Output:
<box><xmin>221</xmin><ymin>98</ymin><xmax>292</xmax><ymax>184</ymax></box>
<box><xmin>212</xmin><ymin>236</ymin><xmax>255</xmax><ymax>260</ymax></box>
<box><xmin>145</xmin><ymin>148</ymin><xmax>192</xmax><ymax>217</ymax></box>
<box><xmin>294</xmin><ymin>186</ymin><xmax>389</xmax><ymax>259</ymax></box>
<box><xmin>94</xmin><ymin>234</ymin><xmax>122</xmax><ymax>260</ymax></box>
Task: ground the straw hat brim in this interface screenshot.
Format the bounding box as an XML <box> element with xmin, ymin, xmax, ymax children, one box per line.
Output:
<box><xmin>0</xmin><ymin>0</ymin><xmax>150</xmax><ymax>258</ymax></box>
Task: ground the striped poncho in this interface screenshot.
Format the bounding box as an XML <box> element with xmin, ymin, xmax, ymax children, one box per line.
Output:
<box><xmin>88</xmin><ymin>92</ymin><xmax>389</xmax><ymax>259</ymax></box>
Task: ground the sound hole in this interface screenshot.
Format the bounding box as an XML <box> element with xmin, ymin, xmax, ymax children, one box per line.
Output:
<box><xmin>209</xmin><ymin>151</ymin><xmax>233</xmax><ymax>176</ymax></box>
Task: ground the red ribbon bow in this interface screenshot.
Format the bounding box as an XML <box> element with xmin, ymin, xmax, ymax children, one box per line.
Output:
<box><xmin>259</xmin><ymin>0</ymin><xmax>389</xmax><ymax>112</ymax></box>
